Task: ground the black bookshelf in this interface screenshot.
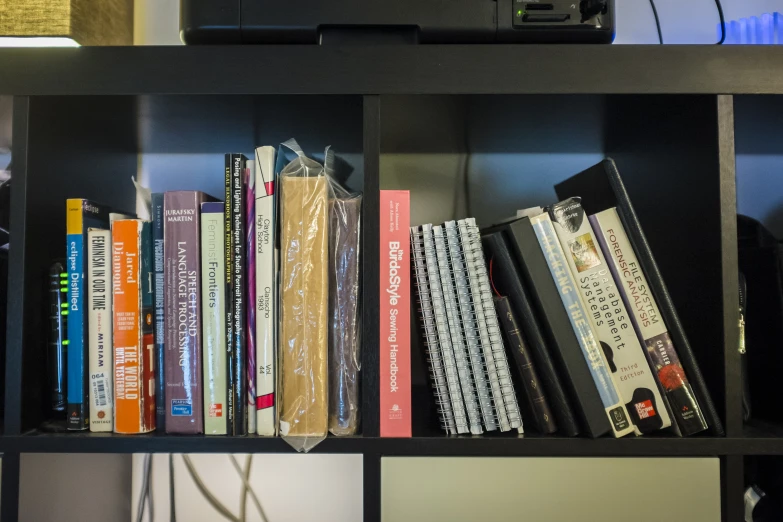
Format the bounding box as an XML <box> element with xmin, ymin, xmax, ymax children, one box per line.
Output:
<box><xmin>2</xmin><ymin>45</ymin><xmax>783</xmax><ymax>522</ymax></box>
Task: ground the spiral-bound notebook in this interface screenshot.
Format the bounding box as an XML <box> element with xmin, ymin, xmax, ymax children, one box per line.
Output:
<box><xmin>411</xmin><ymin>219</ymin><xmax>523</xmax><ymax>435</ymax></box>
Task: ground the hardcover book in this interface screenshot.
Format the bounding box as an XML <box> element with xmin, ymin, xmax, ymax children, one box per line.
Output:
<box><xmin>164</xmin><ymin>190</ymin><xmax>213</xmax><ymax>434</ymax></box>
<box><xmin>591</xmin><ymin>207</ymin><xmax>708</xmax><ymax>435</ymax></box>
<box><xmin>531</xmin><ymin>212</ymin><xmax>634</xmax><ymax>438</ymax></box>
<box><xmin>151</xmin><ymin>192</ymin><xmax>166</xmax><ymax>431</ymax></box>
<box><xmin>201</xmin><ymin>202</ymin><xmax>228</xmax><ymax>435</ymax></box>
<box><xmin>113</xmin><ymin>219</ymin><xmax>156</xmax><ymax>434</ymax></box>
<box><xmin>254</xmin><ymin>146</ymin><xmax>277</xmax><ymax>436</ymax></box>
<box><xmin>380</xmin><ymin>190</ymin><xmax>411</xmax><ymax>437</ymax></box>
<box><xmin>550</xmin><ymin>198</ymin><xmax>672</xmax><ymax>435</ymax></box>
<box><xmin>66</xmin><ymin>198</ymin><xmax>112</xmax><ymax>430</ymax></box>
<box><xmin>87</xmin><ymin>228</ymin><xmax>113</xmax><ymax>432</ymax></box>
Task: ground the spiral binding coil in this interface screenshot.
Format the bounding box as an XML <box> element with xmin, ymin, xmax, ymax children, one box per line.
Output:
<box><xmin>443</xmin><ymin>221</ymin><xmax>498</xmax><ymax>432</ymax></box>
<box><xmin>432</xmin><ymin>225</ymin><xmax>484</xmax><ymax>435</ymax></box>
<box><xmin>462</xmin><ymin>219</ymin><xmax>524</xmax><ymax>431</ymax></box>
<box><xmin>418</xmin><ymin>224</ymin><xmax>470</xmax><ymax>434</ymax></box>
<box><xmin>411</xmin><ymin>226</ymin><xmax>458</xmax><ymax>435</ymax></box>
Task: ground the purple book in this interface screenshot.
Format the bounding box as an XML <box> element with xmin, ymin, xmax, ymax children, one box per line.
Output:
<box><xmin>245</xmin><ymin>164</ymin><xmax>257</xmax><ymax>433</ymax></box>
<box><xmin>164</xmin><ymin>191</ymin><xmax>215</xmax><ymax>434</ymax></box>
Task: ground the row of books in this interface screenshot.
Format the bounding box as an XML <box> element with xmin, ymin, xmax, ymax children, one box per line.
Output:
<box><xmin>392</xmin><ymin>159</ymin><xmax>723</xmax><ymax>438</ymax></box>
<box><xmin>64</xmin><ymin>143</ymin><xmax>362</xmax><ymax>448</ymax></box>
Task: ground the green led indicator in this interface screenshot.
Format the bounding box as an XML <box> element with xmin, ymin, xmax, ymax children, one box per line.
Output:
<box><xmin>61</xmin><ymin>303</ymin><xmax>68</xmax><ymax>308</ymax></box>
<box><xmin>61</xmin><ymin>311</ymin><xmax>69</xmax><ymax>316</ymax></box>
<box><xmin>60</xmin><ymin>288</ymin><xmax>67</xmax><ymax>292</ymax></box>
<box><xmin>60</xmin><ymin>273</ymin><xmax>67</xmax><ymax>277</ymax></box>
<box><xmin>60</xmin><ymin>280</ymin><xmax>68</xmax><ymax>285</ymax></box>
<box><xmin>62</xmin><ymin>340</ymin><xmax>70</xmax><ymax>345</ymax></box>
<box><xmin>517</xmin><ymin>9</ymin><xmax>523</xmax><ymax>16</ymax></box>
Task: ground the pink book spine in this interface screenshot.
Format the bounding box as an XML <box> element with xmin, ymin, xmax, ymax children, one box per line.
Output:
<box><xmin>380</xmin><ymin>190</ymin><xmax>411</xmax><ymax>437</ymax></box>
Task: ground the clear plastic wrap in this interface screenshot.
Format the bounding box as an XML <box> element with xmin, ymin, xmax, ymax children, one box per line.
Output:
<box><xmin>326</xmin><ymin>149</ymin><xmax>362</xmax><ymax>436</ymax></box>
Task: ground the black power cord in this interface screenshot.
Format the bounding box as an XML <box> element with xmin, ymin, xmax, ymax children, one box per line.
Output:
<box><xmin>648</xmin><ymin>0</ymin><xmax>663</xmax><ymax>44</ymax></box>
<box><xmin>715</xmin><ymin>0</ymin><xmax>726</xmax><ymax>44</ymax></box>
<box><xmin>648</xmin><ymin>0</ymin><xmax>726</xmax><ymax>45</ymax></box>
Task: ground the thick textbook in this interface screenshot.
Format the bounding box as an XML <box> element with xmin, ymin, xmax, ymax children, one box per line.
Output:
<box><xmin>164</xmin><ymin>191</ymin><xmax>212</xmax><ymax>434</ymax></box>
<box><xmin>380</xmin><ymin>190</ymin><xmax>411</xmax><ymax>437</ymax></box>
<box><xmin>113</xmin><ymin>219</ymin><xmax>156</xmax><ymax>434</ymax></box>
<box><xmin>531</xmin><ymin>213</ymin><xmax>634</xmax><ymax>438</ymax></box>
<box><xmin>494</xmin><ymin>217</ymin><xmax>610</xmax><ymax>438</ymax></box>
<box><xmin>550</xmin><ymin>198</ymin><xmax>672</xmax><ymax>435</ymax></box>
<box><xmin>481</xmin><ymin>231</ymin><xmax>578</xmax><ymax>436</ymax></box>
<box><xmin>555</xmin><ymin>158</ymin><xmax>722</xmax><ymax>435</ymax></box>
<box><xmin>151</xmin><ymin>192</ymin><xmax>166</xmax><ymax>432</ymax></box>
<box><xmin>66</xmin><ymin>198</ymin><xmax>112</xmax><ymax>430</ymax></box>
<box><xmin>591</xmin><ymin>208</ymin><xmax>708</xmax><ymax>436</ymax></box>
<box><xmin>87</xmin><ymin>229</ymin><xmax>113</xmax><ymax>432</ymax></box>
<box><xmin>201</xmin><ymin>202</ymin><xmax>228</xmax><ymax>435</ymax></box>
<box><xmin>254</xmin><ymin>146</ymin><xmax>277</xmax><ymax>436</ymax></box>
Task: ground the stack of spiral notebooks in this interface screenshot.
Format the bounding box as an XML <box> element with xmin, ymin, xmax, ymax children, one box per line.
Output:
<box><xmin>410</xmin><ymin>218</ymin><xmax>523</xmax><ymax>435</ymax></box>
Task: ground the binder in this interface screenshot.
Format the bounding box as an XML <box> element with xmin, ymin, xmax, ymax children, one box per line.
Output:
<box><xmin>554</xmin><ymin>158</ymin><xmax>724</xmax><ymax>436</ymax></box>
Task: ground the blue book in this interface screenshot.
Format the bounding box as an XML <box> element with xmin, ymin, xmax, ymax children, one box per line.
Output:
<box><xmin>530</xmin><ymin>212</ymin><xmax>635</xmax><ymax>438</ymax></box>
<box><xmin>151</xmin><ymin>193</ymin><xmax>166</xmax><ymax>431</ymax></box>
<box><xmin>66</xmin><ymin>199</ymin><xmax>113</xmax><ymax>430</ymax></box>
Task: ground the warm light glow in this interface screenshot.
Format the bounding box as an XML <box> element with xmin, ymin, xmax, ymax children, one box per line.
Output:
<box><xmin>0</xmin><ymin>37</ymin><xmax>80</xmax><ymax>48</ymax></box>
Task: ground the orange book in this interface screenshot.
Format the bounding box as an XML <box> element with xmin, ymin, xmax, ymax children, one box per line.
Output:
<box><xmin>113</xmin><ymin>219</ymin><xmax>156</xmax><ymax>434</ymax></box>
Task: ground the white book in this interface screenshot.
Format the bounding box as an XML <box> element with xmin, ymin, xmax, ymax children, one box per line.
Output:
<box><xmin>433</xmin><ymin>225</ymin><xmax>483</xmax><ymax>435</ymax></box>
<box><xmin>254</xmin><ymin>146</ymin><xmax>277</xmax><ymax>436</ymax></box>
<box><xmin>201</xmin><ymin>202</ymin><xmax>228</xmax><ymax>435</ymax></box>
<box><xmin>463</xmin><ymin>219</ymin><xmax>524</xmax><ymax>433</ymax></box>
<box><xmin>550</xmin><ymin>199</ymin><xmax>672</xmax><ymax>435</ymax></box>
<box><xmin>88</xmin><ymin>228</ymin><xmax>113</xmax><ymax>432</ymax></box>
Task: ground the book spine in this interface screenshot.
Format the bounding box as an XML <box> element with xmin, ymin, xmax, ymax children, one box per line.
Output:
<box><xmin>113</xmin><ymin>219</ymin><xmax>144</xmax><ymax>433</ymax></box>
<box><xmin>201</xmin><ymin>203</ymin><xmax>228</xmax><ymax>435</ymax></box>
<box><xmin>164</xmin><ymin>192</ymin><xmax>205</xmax><ymax>434</ymax></box>
<box><xmin>245</xmin><ymin>161</ymin><xmax>256</xmax><ymax>434</ymax></box>
<box><xmin>494</xmin><ymin>296</ymin><xmax>557</xmax><ymax>435</ymax></box>
<box><xmin>231</xmin><ymin>154</ymin><xmax>247</xmax><ymax>436</ymax></box>
<box><xmin>88</xmin><ymin>229</ymin><xmax>113</xmax><ymax>432</ymax></box>
<box><xmin>67</xmin><ymin>199</ymin><xmax>111</xmax><ymax>430</ymax></box>
<box><xmin>255</xmin><ymin>147</ymin><xmax>277</xmax><ymax>436</ymax></box>
<box><xmin>151</xmin><ymin>192</ymin><xmax>166</xmax><ymax>431</ymax></box>
<box><xmin>590</xmin><ymin>208</ymin><xmax>708</xmax><ymax>435</ymax></box>
<box><xmin>224</xmin><ymin>156</ymin><xmax>235</xmax><ymax>434</ymax></box>
<box><xmin>379</xmin><ymin>191</ymin><xmax>411</xmax><ymax>437</ymax></box>
<box><xmin>530</xmin><ymin>213</ymin><xmax>634</xmax><ymax>438</ymax></box>
<box><xmin>140</xmin><ymin>222</ymin><xmax>156</xmax><ymax>432</ymax></box>
<box><xmin>550</xmin><ymin>199</ymin><xmax>672</xmax><ymax>435</ymax></box>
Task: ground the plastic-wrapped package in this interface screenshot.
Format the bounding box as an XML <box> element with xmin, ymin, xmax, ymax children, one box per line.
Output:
<box><xmin>326</xmin><ymin>149</ymin><xmax>362</xmax><ymax>436</ymax></box>
<box><xmin>279</xmin><ymin>147</ymin><xmax>329</xmax><ymax>452</ymax></box>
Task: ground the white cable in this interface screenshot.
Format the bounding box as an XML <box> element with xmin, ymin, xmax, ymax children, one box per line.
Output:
<box><xmin>135</xmin><ymin>454</ymin><xmax>151</xmax><ymax>522</ymax></box>
<box><xmin>182</xmin><ymin>455</ymin><xmax>240</xmax><ymax>522</ymax></box>
<box><xmin>228</xmin><ymin>455</ymin><xmax>269</xmax><ymax>522</ymax></box>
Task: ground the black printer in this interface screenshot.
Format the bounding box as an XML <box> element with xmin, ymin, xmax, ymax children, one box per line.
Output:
<box><xmin>180</xmin><ymin>0</ymin><xmax>615</xmax><ymax>44</ymax></box>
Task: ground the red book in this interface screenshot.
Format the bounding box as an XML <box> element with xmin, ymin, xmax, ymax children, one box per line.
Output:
<box><xmin>380</xmin><ymin>190</ymin><xmax>411</xmax><ymax>437</ymax></box>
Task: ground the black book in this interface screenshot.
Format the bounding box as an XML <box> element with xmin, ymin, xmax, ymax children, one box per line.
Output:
<box><xmin>555</xmin><ymin>158</ymin><xmax>725</xmax><ymax>437</ymax></box>
<box><xmin>494</xmin><ymin>295</ymin><xmax>558</xmax><ymax>435</ymax></box>
<box><xmin>230</xmin><ymin>153</ymin><xmax>248</xmax><ymax>436</ymax></box>
<box><xmin>151</xmin><ymin>192</ymin><xmax>166</xmax><ymax>432</ymax></box>
<box><xmin>483</xmin><ymin>230</ymin><xmax>580</xmax><ymax>437</ymax></box>
<box><xmin>484</xmin><ymin>219</ymin><xmax>611</xmax><ymax>438</ymax></box>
